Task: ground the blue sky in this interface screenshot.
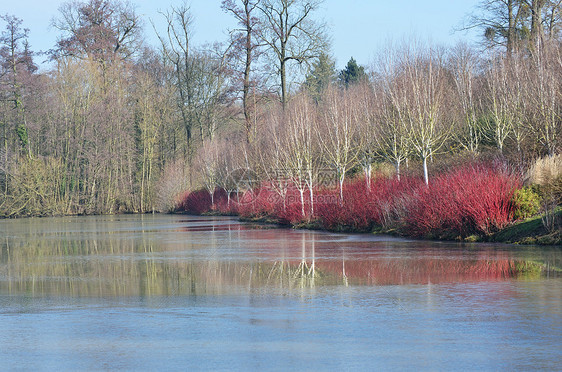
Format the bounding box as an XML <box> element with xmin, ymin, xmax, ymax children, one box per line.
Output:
<box><xmin>3</xmin><ymin>0</ymin><xmax>481</xmax><ymax>69</ymax></box>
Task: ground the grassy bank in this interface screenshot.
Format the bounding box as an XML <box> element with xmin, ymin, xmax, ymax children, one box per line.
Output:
<box><xmin>492</xmin><ymin>207</ymin><xmax>562</xmax><ymax>245</ymax></box>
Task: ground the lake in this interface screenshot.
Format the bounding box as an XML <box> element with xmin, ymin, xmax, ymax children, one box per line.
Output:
<box><xmin>0</xmin><ymin>215</ymin><xmax>561</xmax><ymax>370</ymax></box>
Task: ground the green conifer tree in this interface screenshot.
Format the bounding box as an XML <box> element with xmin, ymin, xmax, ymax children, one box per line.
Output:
<box><xmin>339</xmin><ymin>57</ymin><xmax>367</xmax><ymax>88</ymax></box>
<box><xmin>303</xmin><ymin>52</ymin><xmax>337</xmax><ymax>102</ymax></box>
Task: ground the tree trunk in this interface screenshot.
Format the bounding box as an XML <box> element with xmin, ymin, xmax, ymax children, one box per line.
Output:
<box><xmin>299</xmin><ymin>188</ymin><xmax>305</xmax><ymax>218</ymax></box>
<box><xmin>423</xmin><ymin>156</ymin><xmax>429</xmax><ymax>186</ymax></box>
<box><xmin>243</xmin><ymin>3</ymin><xmax>253</xmax><ymax>143</ymax></box>
<box><xmin>309</xmin><ymin>185</ymin><xmax>314</xmax><ymax>217</ymax></box>
<box><xmin>364</xmin><ymin>163</ymin><xmax>372</xmax><ymax>191</ymax></box>
<box><xmin>507</xmin><ymin>0</ymin><xmax>515</xmax><ymax>57</ymax></box>
<box><xmin>530</xmin><ymin>0</ymin><xmax>544</xmax><ymax>52</ymax></box>
<box><xmin>281</xmin><ymin>59</ymin><xmax>287</xmax><ymax>109</ymax></box>
<box><xmin>339</xmin><ymin>173</ymin><xmax>344</xmax><ymax>202</ymax></box>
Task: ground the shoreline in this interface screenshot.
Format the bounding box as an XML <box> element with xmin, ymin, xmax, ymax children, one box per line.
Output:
<box><xmin>228</xmin><ymin>210</ymin><xmax>562</xmax><ymax>247</ymax></box>
<box><xmin>2</xmin><ymin>209</ymin><xmax>560</xmax><ymax>246</ymax></box>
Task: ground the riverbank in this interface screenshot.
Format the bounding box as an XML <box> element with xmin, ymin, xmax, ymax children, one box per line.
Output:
<box><xmin>491</xmin><ymin>207</ymin><xmax>562</xmax><ymax>245</ymax></box>
<box><xmin>179</xmin><ymin>164</ymin><xmax>561</xmax><ymax>247</ymax></box>
<box><xmin>236</xmin><ymin>211</ymin><xmax>561</xmax><ymax>246</ymax></box>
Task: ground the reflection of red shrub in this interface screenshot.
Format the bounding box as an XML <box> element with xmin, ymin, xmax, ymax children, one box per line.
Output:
<box><xmin>318</xmin><ymin>252</ymin><xmax>519</xmax><ymax>284</ymax></box>
<box><xmin>405</xmin><ymin>165</ymin><xmax>519</xmax><ymax>237</ymax></box>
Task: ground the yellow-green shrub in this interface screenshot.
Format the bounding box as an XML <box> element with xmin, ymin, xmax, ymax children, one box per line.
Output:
<box><xmin>511</xmin><ymin>187</ymin><xmax>541</xmax><ymax>220</ymax></box>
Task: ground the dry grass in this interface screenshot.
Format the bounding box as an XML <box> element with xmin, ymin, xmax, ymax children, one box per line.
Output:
<box><xmin>527</xmin><ymin>154</ymin><xmax>562</xmax><ymax>185</ymax></box>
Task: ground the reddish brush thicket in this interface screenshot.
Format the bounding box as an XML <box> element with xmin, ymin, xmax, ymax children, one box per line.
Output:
<box><xmin>315</xmin><ymin>181</ymin><xmax>374</xmax><ymax>231</ymax></box>
<box><xmin>237</xmin><ymin>183</ymin><xmax>310</xmax><ymax>224</ymax></box>
<box><xmin>405</xmin><ymin>165</ymin><xmax>520</xmax><ymax>237</ymax></box>
<box><xmin>178</xmin><ymin>164</ymin><xmax>521</xmax><ymax>238</ymax></box>
<box><xmin>177</xmin><ymin>188</ymin><xmax>239</xmax><ymax>215</ymax></box>
<box><xmin>237</xmin><ymin>185</ymin><xmax>277</xmax><ymax>219</ymax></box>
<box><xmin>177</xmin><ymin>189</ymin><xmax>211</xmax><ymax>214</ymax></box>
<box><xmin>212</xmin><ymin>189</ymin><xmax>240</xmax><ymax>215</ymax></box>
<box><xmin>315</xmin><ymin>176</ymin><xmax>421</xmax><ymax>231</ymax></box>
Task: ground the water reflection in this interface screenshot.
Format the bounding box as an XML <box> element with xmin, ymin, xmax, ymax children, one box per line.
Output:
<box><xmin>0</xmin><ymin>215</ymin><xmax>560</xmax><ymax>298</ymax></box>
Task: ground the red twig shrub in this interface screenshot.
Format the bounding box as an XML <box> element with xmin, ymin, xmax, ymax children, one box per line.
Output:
<box><xmin>405</xmin><ymin>164</ymin><xmax>520</xmax><ymax>237</ymax></box>
<box><xmin>238</xmin><ymin>183</ymin><xmax>311</xmax><ymax>224</ymax></box>
<box><xmin>178</xmin><ymin>189</ymin><xmax>212</xmax><ymax>215</ymax></box>
<box><xmin>237</xmin><ymin>183</ymin><xmax>282</xmax><ymax>220</ymax></box>
<box><xmin>177</xmin><ymin>163</ymin><xmax>521</xmax><ymax>238</ymax></box>
<box><xmin>314</xmin><ymin>176</ymin><xmax>421</xmax><ymax>231</ymax></box>
<box><xmin>276</xmin><ymin>186</ymin><xmax>309</xmax><ymax>224</ymax></box>
<box><xmin>212</xmin><ymin>188</ymin><xmax>240</xmax><ymax>215</ymax></box>
<box><xmin>366</xmin><ymin>176</ymin><xmax>421</xmax><ymax>228</ymax></box>
<box><xmin>177</xmin><ymin>188</ymin><xmax>236</xmax><ymax>215</ymax></box>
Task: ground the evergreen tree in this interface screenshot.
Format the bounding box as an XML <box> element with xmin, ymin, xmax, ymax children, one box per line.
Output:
<box><xmin>338</xmin><ymin>57</ymin><xmax>366</xmax><ymax>88</ymax></box>
<box><xmin>303</xmin><ymin>51</ymin><xmax>336</xmax><ymax>102</ymax></box>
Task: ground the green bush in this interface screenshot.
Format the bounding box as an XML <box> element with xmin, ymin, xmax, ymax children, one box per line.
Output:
<box><xmin>512</xmin><ymin>187</ymin><xmax>541</xmax><ymax>220</ymax></box>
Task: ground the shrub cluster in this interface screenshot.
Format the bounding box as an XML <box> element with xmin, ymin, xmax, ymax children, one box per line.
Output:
<box><xmin>177</xmin><ymin>163</ymin><xmax>523</xmax><ymax>239</ymax></box>
<box><xmin>314</xmin><ymin>176</ymin><xmax>420</xmax><ymax>232</ymax></box>
<box><xmin>405</xmin><ymin>165</ymin><xmax>520</xmax><ymax>238</ymax></box>
<box><xmin>511</xmin><ymin>187</ymin><xmax>541</xmax><ymax>220</ymax></box>
<box><xmin>177</xmin><ymin>188</ymin><xmax>239</xmax><ymax>215</ymax></box>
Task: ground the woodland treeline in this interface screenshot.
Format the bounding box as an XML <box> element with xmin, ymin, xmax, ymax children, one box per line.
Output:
<box><xmin>0</xmin><ymin>0</ymin><xmax>561</xmax><ymax>218</ymax></box>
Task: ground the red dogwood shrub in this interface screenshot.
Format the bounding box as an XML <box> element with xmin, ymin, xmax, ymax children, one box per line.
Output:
<box><xmin>178</xmin><ymin>189</ymin><xmax>212</xmax><ymax>215</ymax></box>
<box><xmin>405</xmin><ymin>164</ymin><xmax>520</xmax><ymax>237</ymax></box>
<box><xmin>237</xmin><ymin>183</ymin><xmax>281</xmax><ymax>220</ymax></box>
<box><xmin>177</xmin><ymin>163</ymin><xmax>521</xmax><ymax>239</ymax></box>
<box><xmin>314</xmin><ymin>175</ymin><xmax>422</xmax><ymax>231</ymax></box>
<box><xmin>177</xmin><ymin>188</ymin><xmax>236</xmax><ymax>215</ymax></box>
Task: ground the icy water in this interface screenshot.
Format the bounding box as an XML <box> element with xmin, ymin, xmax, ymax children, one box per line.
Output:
<box><xmin>0</xmin><ymin>215</ymin><xmax>561</xmax><ymax>371</ymax></box>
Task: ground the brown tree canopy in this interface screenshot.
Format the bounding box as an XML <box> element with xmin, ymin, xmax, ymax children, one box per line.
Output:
<box><xmin>52</xmin><ymin>0</ymin><xmax>142</xmax><ymax>62</ymax></box>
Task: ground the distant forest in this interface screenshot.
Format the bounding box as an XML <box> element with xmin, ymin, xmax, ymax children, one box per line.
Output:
<box><xmin>0</xmin><ymin>0</ymin><xmax>561</xmax><ymax>217</ymax></box>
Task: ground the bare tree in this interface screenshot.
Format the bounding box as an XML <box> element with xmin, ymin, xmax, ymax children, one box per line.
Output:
<box><xmin>157</xmin><ymin>6</ymin><xmax>233</xmax><ymax>162</ymax></box>
<box><xmin>194</xmin><ymin>139</ymin><xmax>221</xmax><ymax>207</ymax></box>
<box><xmin>526</xmin><ymin>46</ymin><xmax>560</xmax><ymax>156</ymax></box>
<box><xmin>542</xmin><ymin>0</ymin><xmax>562</xmax><ymax>41</ymax></box>
<box><xmin>0</xmin><ymin>14</ymin><xmax>36</xmax><ymax>159</ymax></box>
<box><xmin>190</xmin><ymin>48</ymin><xmax>233</xmax><ymax>142</ymax></box>
<box><xmin>508</xmin><ymin>52</ymin><xmax>530</xmax><ymax>155</ymax></box>
<box><xmin>133</xmin><ymin>67</ymin><xmax>175</xmax><ymax>213</ymax></box>
<box><xmin>484</xmin><ymin>54</ymin><xmax>525</xmax><ymax>154</ymax></box>
<box><xmin>52</xmin><ymin>0</ymin><xmax>142</xmax><ymax>62</ymax></box>
<box><xmin>450</xmin><ymin>43</ymin><xmax>483</xmax><ymax>154</ymax></box>
<box><xmin>156</xmin><ymin>4</ymin><xmax>196</xmax><ymax>161</ymax></box>
<box><xmin>465</xmin><ymin>0</ymin><xmax>562</xmax><ymax>54</ymax></box>
<box><xmin>318</xmin><ymin>85</ymin><xmax>363</xmax><ymax>199</ymax></box>
<box><xmin>278</xmin><ymin>93</ymin><xmax>318</xmax><ymax>218</ymax></box>
<box><xmin>353</xmin><ymin>81</ymin><xmax>377</xmax><ymax>189</ymax></box>
<box><xmin>464</xmin><ymin>0</ymin><xmax>527</xmax><ymax>56</ymax></box>
<box><xmin>257</xmin><ymin>0</ymin><xmax>327</xmax><ymax>108</ymax></box>
<box><xmin>375</xmin><ymin>48</ymin><xmax>412</xmax><ymax>180</ymax></box>
<box><xmin>222</xmin><ymin>0</ymin><xmax>263</xmax><ymax>143</ymax></box>
<box><xmin>397</xmin><ymin>44</ymin><xmax>452</xmax><ymax>185</ymax></box>
<box><xmin>253</xmin><ymin>102</ymin><xmax>290</xmax><ymax>211</ymax></box>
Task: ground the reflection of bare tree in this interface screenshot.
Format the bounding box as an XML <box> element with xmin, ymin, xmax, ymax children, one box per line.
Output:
<box><xmin>0</xmin><ymin>222</ymin><xmax>329</xmax><ymax>296</ymax></box>
<box><xmin>0</xmin><ymin>217</ymin><xmax>559</xmax><ymax>298</ymax></box>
